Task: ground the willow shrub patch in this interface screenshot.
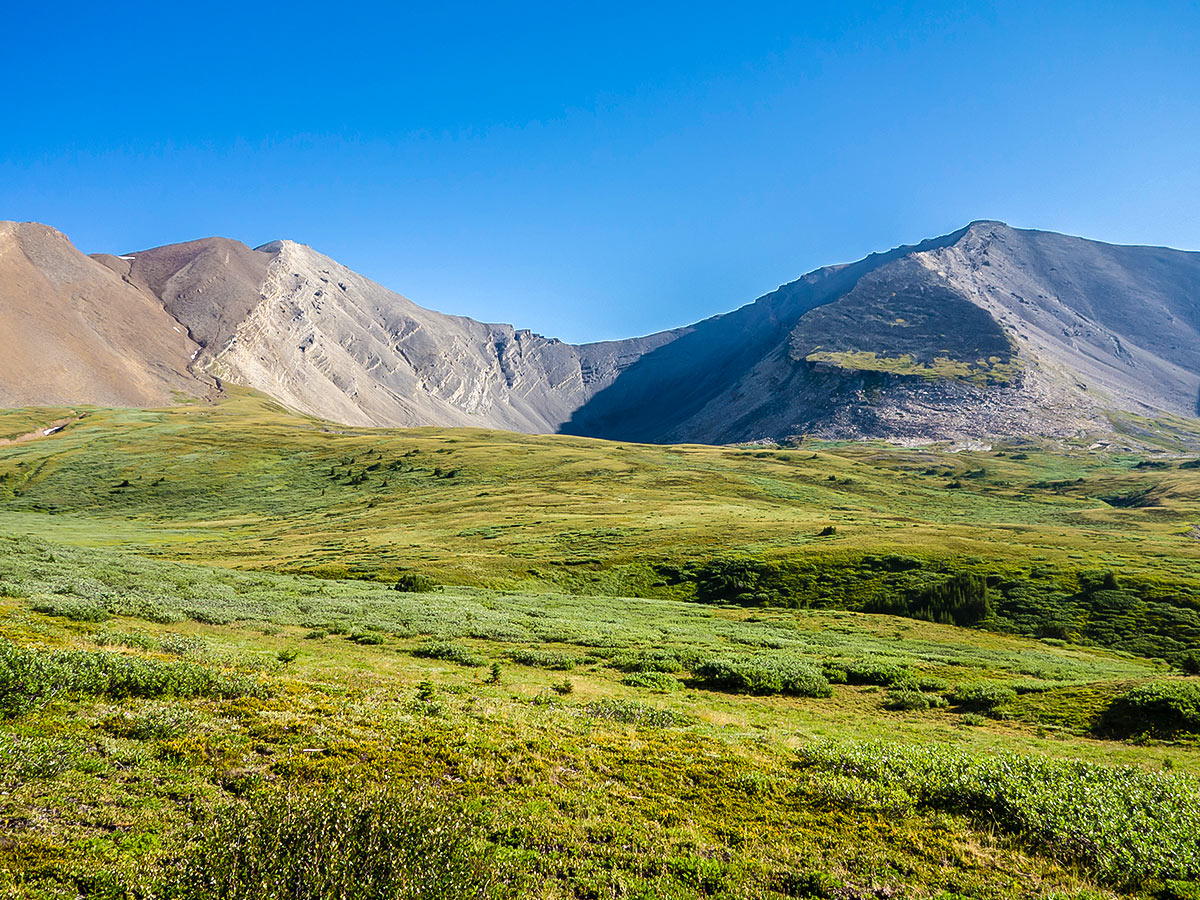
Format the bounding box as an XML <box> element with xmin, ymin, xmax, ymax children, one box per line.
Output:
<box><xmin>0</xmin><ymin>639</ymin><xmax>267</xmax><ymax>717</ymax></box>
<box><xmin>1098</xmin><ymin>679</ymin><xmax>1200</xmax><ymax>739</ymax></box>
<box><xmin>690</xmin><ymin>654</ymin><xmax>832</xmax><ymax>697</ymax></box>
<box><xmin>162</xmin><ymin>783</ymin><xmax>493</xmax><ymax>900</ymax></box>
<box><xmin>797</xmin><ymin>740</ymin><xmax>1200</xmax><ymax>888</ymax></box>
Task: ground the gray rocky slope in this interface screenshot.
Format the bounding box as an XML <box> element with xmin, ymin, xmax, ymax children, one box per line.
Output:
<box><xmin>2</xmin><ymin>219</ymin><xmax>1198</xmax><ymax>443</ymax></box>
<box><xmin>93</xmin><ymin>233</ymin><xmax>687</xmax><ymax>431</ymax></box>
<box><xmin>564</xmin><ymin>221</ymin><xmax>1200</xmax><ymax>443</ymax></box>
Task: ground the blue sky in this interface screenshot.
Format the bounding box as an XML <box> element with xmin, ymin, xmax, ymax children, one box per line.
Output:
<box><xmin>2</xmin><ymin>1</ymin><xmax>1197</xmax><ymax>342</ymax></box>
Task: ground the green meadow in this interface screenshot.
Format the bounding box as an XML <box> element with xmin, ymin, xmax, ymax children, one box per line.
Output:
<box><xmin>2</xmin><ymin>393</ymin><xmax>1200</xmax><ymax>899</ymax></box>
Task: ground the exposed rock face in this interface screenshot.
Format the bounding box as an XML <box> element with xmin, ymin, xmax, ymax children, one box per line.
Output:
<box><xmin>924</xmin><ymin>223</ymin><xmax>1200</xmax><ymax>421</ymax></box>
<box><xmin>563</xmin><ymin>222</ymin><xmax>1200</xmax><ymax>443</ymax></box>
<box><xmin>102</xmin><ymin>236</ymin><xmax>686</xmax><ymax>431</ymax></box>
<box><xmin>0</xmin><ymin>223</ymin><xmax>198</xmax><ymax>409</ymax></box>
<box><xmin>3</xmin><ymin>218</ymin><xmax>1199</xmax><ymax>443</ymax></box>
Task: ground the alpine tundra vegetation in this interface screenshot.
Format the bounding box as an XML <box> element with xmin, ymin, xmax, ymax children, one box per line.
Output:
<box><xmin>2</xmin><ymin>394</ymin><xmax>1200</xmax><ymax>898</ymax></box>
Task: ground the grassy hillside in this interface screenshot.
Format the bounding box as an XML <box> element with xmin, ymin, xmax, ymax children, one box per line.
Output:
<box><xmin>3</xmin><ymin>393</ymin><xmax>1200</xmax><ymax>659</ymax></box>
<box><xmin>2</xmin><ymin>394</ymin><xmax>1200</xmax><ymax>898</ymax></box>
<box><xmin>3</xmin><ymin>392</ymin><xmax>1200</xmax><ymax>579</ymax></box>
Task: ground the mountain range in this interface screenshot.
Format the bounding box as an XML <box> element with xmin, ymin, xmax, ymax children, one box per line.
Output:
<box><xmin>2</xmin><ymin>218</ymin><xmax>1198</xmax><ymax>444</ymax></box>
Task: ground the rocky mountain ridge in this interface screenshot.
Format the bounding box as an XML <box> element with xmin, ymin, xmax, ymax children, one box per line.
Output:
<box><xmin>2</xmin><ymin>219</ymin><xmax>1198</xmax><ymax>443</ymax></box>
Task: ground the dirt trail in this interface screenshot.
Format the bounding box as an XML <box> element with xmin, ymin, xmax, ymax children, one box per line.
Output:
<box><xmin>0</xmin><ymin>417</ymin><xmax>79</xmax><ymax>446</ymax></box>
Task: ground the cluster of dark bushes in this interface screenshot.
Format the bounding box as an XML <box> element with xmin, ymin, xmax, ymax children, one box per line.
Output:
<box><xmin>412</xmin><ymin>642</ymin><xmax>487</xmax><ymax>667</ymax></box>
<box><xmin>1097</xmin><ymin>681</ymin><xmax>1200</xmax><ymax>739</ymax></box>
<box><xmin>506</xmin><ymin>648</ymin><xmax>577</xmax><ymax>670</ymax></box>
<box><xmin>608</xmin><ymin>646</ymin><xmax>833</xmax><ymax>697</ymax></box>
<box><xmin>668</xmin><ymin>554</ymin><xmax>1200</xmax><ymax>665</ymax></box>
<box><xmin>681</xmin><ymin>554</ymin><xmax>993</xmax><ymax>626</ymax></box>
<box><xmin>393</xmin><ymin>572</ymin><xmax>439</xmax><ymax>593</ymax></box>
<box><xmin>690</xmin><ymin>656</ymin><xmax>832</xmax><ymax>697</ymax></box>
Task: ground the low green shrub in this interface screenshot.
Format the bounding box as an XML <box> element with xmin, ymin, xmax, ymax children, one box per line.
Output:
<box><xmin>583</xmin><ymin>699</ymin><xmax>686</xmax><ymax>728</ymax></box>
<box><xmin>411</xmin><ymin>681</ymin><xmax>444</xmax><ymax>716</ymax></box>
<box><xmin>883</xmin><ymin>688</ymin><xmax>944</xmax><ymax>711</ymax></box>
<box><xmin>0</xmin><ymin>639</ymin><xmax>267</xmax><ymax>718</ymax></box>
<box><xmin>413</xmin><ymin>642</ymin><xmax>486</xmax><ymax>667</ymax></box>
<box><xmin>507</xmin><ymin>648</ymin><xmax>577</xmax><ymax>670</ymax></box>
<box><xmin>800</xmin><ymin>772</ymin><xmax>915</xmax><ymax>815</ymax></box>
<box><xmin>824</xmin><ymin>658</ymin><xmax>912</xmax><ymax>686</ymax></box>
<box><xmin>608</xmin><ymin>649</ymin><xmax>687</xmax><ymax>674</ymax></box>
<box><xmin>0</xmin><ymin>640</ymin><xmax>59</xmax><ymax>717</ymax></box>
<box><xmin>796</xmin><ymin>740</ymin><xmax>1200</xmax><ymax>887</ymax></box>
<box><xmin>0</xmin><ymin>733</ymin><xmax>82</xmax><ymax>782</ymax></box>
<box><xmin>693</xmin><ymin>557</ymin><xmax>781</xmax><ymax>605</ymax></box>
<box><xmin>1097</xmin><ymin>680</ymin><xmax>1200</xmax><ymax>739</ymax></box>
<box><xmin>32</xmin><ymin>599</ymin><xmax>110</xmax><ymax>622</ymax></box>
<box><xmin>691</xmin><ymin>655</ymin><xmax>832</xmax><ymax>697</ymax></box>
<box><xmin>393</xmin><ymin>572</ymin><xmax>440</xmax><ymax>593</ymax></box>
<box><xmin>0</xmin><ymin>580</ymin><xmax>27</xmax><ymax>599</ymax></box>
<box><xmin>95</xmin><ymin>631</ymin><xmax>206</xmax><ymax>657</ymax></box>
<box><xmin>159</xmin><ymin>634</ymin><xmax>207</xmax><ymax>657</ymax></box>
<box><xmin>768</xmin><ymin>870</ymin><xmax>847</xmax><ymax>899</ymax></box>
<box><xmin>162</xmin><ymin>782</ymin><xmax>492</xmax><ymax>899</ymax></box>
<box><xmin>96</xmin><ymin>631</ymin><xmax>159</xmax><ymax>651</ymax></box>
<box><xmin>1010</xmin><ymin>679</ymin><xmax>1054</xmax><ymax>694</ymax></box>
<box><xmin>622</xmin><ymin>671</ymin><xmax>683</xmax><ymax>692</ymax></box>
<box><xmin>950</xmin><ymin>682</ymin><xmax>1016</xmax><ymax>713</ymax></box>
<box><xmin>103</xmin><ymin>706</ymin><xmax>194</xmax><ymax>741</ymax></box>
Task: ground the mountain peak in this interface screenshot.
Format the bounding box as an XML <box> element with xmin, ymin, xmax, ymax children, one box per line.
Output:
<box><xmin>4</xmin><ymin>220</ymin><xmax>1200</xmax><ymax>444</ymax></box>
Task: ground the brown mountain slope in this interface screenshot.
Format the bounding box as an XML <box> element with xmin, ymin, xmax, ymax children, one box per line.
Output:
<box><xmin>0</xmin><ymin>222</ymin><xmax>200</xmax><ymax>408</ymax></box>
<box><xmin>94</xmin><ymin>237</ymin><xmax>276</xmax><ymax>368</ymax></box>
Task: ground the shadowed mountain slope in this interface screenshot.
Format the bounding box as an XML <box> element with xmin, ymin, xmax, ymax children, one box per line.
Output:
<box><xmin>563</xmin><ymin>222</ymin><xmax>1200</xmax><ymax>443</ymax></box>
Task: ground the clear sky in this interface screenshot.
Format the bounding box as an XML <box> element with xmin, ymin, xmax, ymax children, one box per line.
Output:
<box><xmin>2</xmin><ymin>1</ymin><xmax>1197</xmax><ymax>342</ymax></box>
